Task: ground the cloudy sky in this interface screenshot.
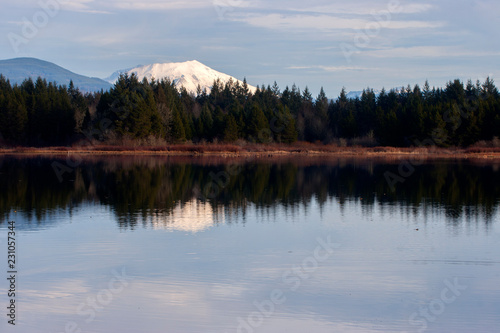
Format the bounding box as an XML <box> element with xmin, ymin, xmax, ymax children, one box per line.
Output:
<box><xmin>1</xmin><ymin>0</ymin><xmax>499</xmax><ymax>96</ymax></box>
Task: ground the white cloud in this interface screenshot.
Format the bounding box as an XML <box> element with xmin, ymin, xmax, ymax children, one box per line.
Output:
<box><xmin>229</xmin><ymin>13</ymin><xmax>443</xmax><ymax>31</ymax></box>
<box><xmin>291</xmin><ymin>2</ymin><xmax>434</xmax><ymax>15</ymax></box>
<box><xmin>232</xmin><ymin>13</ymin><xmax>366</xmax><ymax>30</ymax></box>
<box><xmin>386</xmin><ymin>20</ymin><xmax>443</xmax><ymax>29</ymax></box>
<box><xmin>201</xmin><ymin>45</ymin><xmax>246</xmax><ymax>52</ymax></box>
<box><xmin>60</xmin><ymin>0</ymin><xmax>215</xmax><ymax>12</ymax></box>
<box><xmin>61</xmin><ymin>0</ymin><xmax>111</xmax><ymax>14</ymax></box>
<box><xmin>77</xmin><ymin>35</ymin><xmax>129</xmax><ymax>46</ymax></box>
<box><xmin>399</xmin><ymin>3</ymin><xmax>434</xmax><ymax>14</ymax></box>
<box><xmin>288</xmin><ymin>65</ymin><xmax>375</xmax><ymax>72</ymax></box>
<box><xmin>364</xmin><ymin>46</ymin><xmax>500</xmax><ymax>58</ymax></box>
<box><xmin>112</xmin><ymin>0</ymin><xmax>211</xmax><ymax>10</ymax></box>
<box><xmin>212</xmin><ymin>0</ymin><xmax>254</xmax><ymax>9</ymax></box>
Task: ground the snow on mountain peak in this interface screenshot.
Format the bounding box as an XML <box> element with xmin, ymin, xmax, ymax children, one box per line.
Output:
<box><xmin>105</xmin><ymin>60</ymin><xmax>256</xmax><ymax>95</ymax></box>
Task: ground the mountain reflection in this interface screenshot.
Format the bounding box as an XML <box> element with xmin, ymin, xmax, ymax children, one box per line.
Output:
<box><xmin>0</xmin><ymin>155</ymin><xmax>499</xmax><ymax>230</ymax></box>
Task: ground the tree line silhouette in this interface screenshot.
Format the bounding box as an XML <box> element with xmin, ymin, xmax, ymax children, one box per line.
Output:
<box><xmin>0</xmin><ymin>74</ymin><xmax>499</xmax><ymax>147</ymax></box>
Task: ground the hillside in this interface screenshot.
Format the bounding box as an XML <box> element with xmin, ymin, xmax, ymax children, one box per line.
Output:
<box><xmin>0</xmin><ymin>57</ymin><xmax>112</xmax><ymax>92</ymax></box>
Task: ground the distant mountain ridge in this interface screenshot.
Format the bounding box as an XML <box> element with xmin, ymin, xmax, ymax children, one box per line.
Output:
<box><xmin>0</xmin><ymin>58</ymin><xmax>257</xmax><ymax>95</ymax></box>
<box><xmin>0</xmin><ymin>57</ymin><xmax>112</xmax><ymax>92</ymax></box>
<box><xmin>1</xmin><ymin>57</ymin><xmax>380</xmax><ymax>98</ymax></box>
<box><xmin>105</xmin><ymin>60</ymin><xmax>257</xmax><ymax>95</ymax></box>
<box><xmin>345</xmin><ymin>90</ymin><xmax>382</xmax><ymax>100</ymax></box>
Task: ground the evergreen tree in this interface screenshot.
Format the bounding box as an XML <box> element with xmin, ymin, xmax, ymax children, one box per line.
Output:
<box><xmin>302</xmin><ymin>86</ymin><xmax>313</xmax><ymax>103</ymax></box>
<box><xmin>212</xmin><ymin>106</ymin><xmax>226</xmax><ymax>140</ymax></box>
<box><xmin>0</xmin><ymin>72</ymin><xmax>498</xmax><ymax>148</ymax></box>
<box><xmin>1</xmin><ymin>88</ymin><xmax>27</xmax><ymax>143</ymax></box>
<box><xmin>271</xmin><ymin>81</ymin><xmax>280</xmax><ymax>97</ymax></box>
<box><xmin>170</xmin><ymin>109</ymin><xmax>186</xmax><ymax>142</ymax></box>
<box><xmin>223</xmin><ymin>114</ymin><xmax>239</xmax><ymax>142</ymax></box>
<box><xmin>199</xmin><ymin>104</ymin><xmax>213</xmax><ymax>139</ymax></box>
<box><xmin>277</xmin><ymin>105</ymin><xmax>297</xmax><ymax>143</ymax></box>
<box><xmin>247</xmin><ymin>103</ymin><xmax>269</xmax><ymax>141</ymax></box>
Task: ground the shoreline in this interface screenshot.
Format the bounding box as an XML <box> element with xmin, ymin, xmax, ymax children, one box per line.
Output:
<box><xmin>1</xmin><ymin>144</ymin><xmax>500</xmax><ymax>159</ymax></box>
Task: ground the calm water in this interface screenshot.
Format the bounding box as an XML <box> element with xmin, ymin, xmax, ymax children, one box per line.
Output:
<box><xmin>0</xmin><ymin>155</ymin><xmax>499</xmax><ymax>333</ymax></box>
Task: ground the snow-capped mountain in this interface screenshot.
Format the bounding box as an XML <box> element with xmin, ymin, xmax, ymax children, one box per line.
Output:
<box><xmin>105</xmin><ymin>60</ymin><xmax>256</xmax><ymax>95</ymax></box>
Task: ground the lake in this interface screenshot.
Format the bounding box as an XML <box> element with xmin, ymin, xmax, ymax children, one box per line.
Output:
<box><xmin>0</xmin><ymin>155</ymin><xmax>499</xmax><ymax>332</ymax></box>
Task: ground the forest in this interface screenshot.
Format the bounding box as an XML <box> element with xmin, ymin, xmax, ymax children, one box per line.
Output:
<box><xmin>0</xmin><ymin>73</ymin><xmax>499</xmax><ymax>147</ymax></box>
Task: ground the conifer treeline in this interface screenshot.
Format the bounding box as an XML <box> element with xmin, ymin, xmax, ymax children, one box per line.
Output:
<box><xmin>0</xmin><ymin>74</ymin><xmax>499</xmax><ymax>147</ymax></box>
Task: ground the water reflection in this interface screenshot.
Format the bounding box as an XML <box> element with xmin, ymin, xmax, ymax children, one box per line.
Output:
<box><xmin>150</xmin><ymin>200</ymin><xmax>224</xmax><ymax>233</ymax></box>
<box><xmin>1</xmin><ymin>155</ymin><xmax>499</xmax><ymax>333</ymax></box>
<box><xmin>0</xmin><ymin>155</ymin><xmax>499</xmax><ymax>230</ymax></box>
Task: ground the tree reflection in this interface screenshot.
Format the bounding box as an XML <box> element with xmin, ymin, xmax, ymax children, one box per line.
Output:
<box><xmin>0</xmin><ymin>156</ymin><xmax>498</xmax><ymax>228</ymax></box>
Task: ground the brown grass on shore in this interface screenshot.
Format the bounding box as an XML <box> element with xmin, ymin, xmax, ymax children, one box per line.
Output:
<box><xmin>1</xmin><ymin>142</ymin><xmax>500</xmax><ymax>159</ymax></box>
